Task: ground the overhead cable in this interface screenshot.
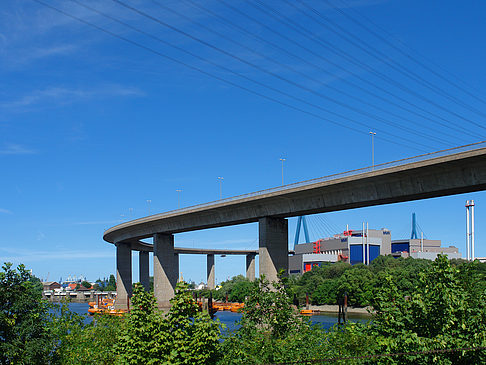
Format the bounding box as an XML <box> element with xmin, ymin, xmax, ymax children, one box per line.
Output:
<box><xmin>31</xmin><ymin>0</ymin><xmax>427</xmax><ymax>152</ymax></box>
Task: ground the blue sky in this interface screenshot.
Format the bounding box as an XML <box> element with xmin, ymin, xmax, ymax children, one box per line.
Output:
<box><xmin>1</xmin><ymin>0</ymin><xmax>486</xmax><ymax>284</ymax></box>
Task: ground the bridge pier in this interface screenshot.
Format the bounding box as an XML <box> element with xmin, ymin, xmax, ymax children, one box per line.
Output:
<box><xmin>246</xmin><ymin>253</ymin><xmax>256</xmax><ymax>281</ymax></box>
<box><xmin>207</xmin><ymin>254</ymin><xmax>215</xmax><ymax>290</ymax></box>
<box><xmin>114</xmin><ymin>242</ymin><xmax>132</xmax><ymax>310</ymax></box>
<box><xmin>154</xmin><ymin>233</ymin><xmax>178</xmax><ymax>310</ymax></box>
<box><xmin>139</xmin><ymin>251</ymin><xmax>150</xmax><ymax>291</ymax></box>
<box><xmin>259</xmin><ymin>217</ymin><xmax>288</xmax><ymax>283</ymax></box>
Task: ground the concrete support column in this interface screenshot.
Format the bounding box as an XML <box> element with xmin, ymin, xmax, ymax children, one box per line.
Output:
<box><xmin>153</xmin><ymin>233</ymin><xmax>178</xmax><ymax>310</ymax></box>
<box><xmin>207</xmin><ymin>254</ymin><xmax>215</xmax><ymax>290</ymax></box>
<box><xmin>246</xmin><ymin>253</ymin><xmax>256</xmax><ymax>281</ymax></box>
<box><xmin>114</xmin><ymin>242</ymin><xmax>132</xmax><ymax>310</ymax></box>
<box><xmin>139</xmin><ymin>251</ymin><xmax>150</xmax><ymax>291</ymax></box>
<box><xmin>259</xmin><ymin>217</ymin><xmax>288</xmax><ymax>283</ymax></box>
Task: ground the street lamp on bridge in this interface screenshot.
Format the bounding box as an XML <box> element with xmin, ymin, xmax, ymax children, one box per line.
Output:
<box><xmin>280</xmin><ymin>157</ymin><xmax>286</xmax><ymax>186</ymax></box>
<box><xmin>217</xmin><ymin>177</ymin><xmax>224</xmax><ymax>200</ymax></box>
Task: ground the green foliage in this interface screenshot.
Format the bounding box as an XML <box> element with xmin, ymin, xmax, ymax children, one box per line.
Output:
<box><xmin>355</xmin><ymin>255</ymin><xmax>486</xmax><ymax>364</ymax></box>
<box><xmin>30</xmin><ymin>274</ymin><xmax>44</xmax><ymax>294</ymax></box>
<box><xmin>95</xmin><ymin>275</ymin><xmax>117</xmax><ymax>291</ymax></box>
<box><xmin>290</xmin><ymin>255</ymin><xmax>436</xmax><ymax>307</ymax></box>
<box><xmin>53</xmin><ymin>304</ymin><xmax>121</xmax><ymax>364</ymax></box>
<box><xmin>116</xmin><ymin>283</ymin><xmax>166</xmax><ymax>364</ymax></box>
<box><xmin>312</xmin><ymin>278</ymin><xmax>339</xmax><ymax>304</ymax></box>
<box><xmin>0</xmin><ymin>262</ymin><xmax>58</xmax><ymax>364</ymax></box>
<box><xmin>4</xmin><ymin>257</ymin><xmax>486</xmax><ymax>364</ymax></box>
<box><xmin>81</xmin><ymin>280</ymin><xmax>92</xmax><ymax>289</ymax></box>
<box><xmin>213</xmin><ymin>275</ymin><xmax>254</xmax><ymax>302</ymax></box>
<box><xmin>219</xmin><ymin>275</ymin><xmax>324</xmax><ymax>364</ymax></box>
<box><xmin>117</xmin><ymin>282</ymin><xmax>221</xmax><ymax>364</ymax></box>
<box><xmin>163</xmin><ymin>282</ymin><xmax>221</xmax><ymax>364</ymax></box>
<box><xmin>336</xmin><ymin>264</ymin><xmax>375</xmax><ymax>306</ymax></box>
<box><xmin>104</xmin><ymin>274</ymin><xmax>116</xmax><ymax>291</ymax></box>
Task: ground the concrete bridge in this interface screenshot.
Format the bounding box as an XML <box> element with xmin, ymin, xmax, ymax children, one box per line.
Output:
<box><xmin>104</xmin><ymin>142</ymin><xmax>486</xmax><ymax>309</ymax></box>
<box><xmin>126</xmin><ymin>245</ymin><xmax>257</xmax><ymax>309</ymax></box>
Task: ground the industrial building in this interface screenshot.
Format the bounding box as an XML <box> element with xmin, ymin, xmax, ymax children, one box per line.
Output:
<box><xmin>289</xmin><ymin>226</ymin><xmax>460</xmax><ymax>274</ymax></box>
<box><xmin>391</xmin><ymin>239</ymin><xmax>460</xmax><ymax>260</ymax></box>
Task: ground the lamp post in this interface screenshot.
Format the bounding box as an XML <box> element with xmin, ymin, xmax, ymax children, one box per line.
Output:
<box><xmin>176</xmin><ymin>189</ymin><xmax>182</xmax><ymax>209</ymax></box>
<box><xmin>279</xmin><ymin>158</ymin><xmax>286</xmax><ymax>186</ymax></box>
<box><xmin>146</xmin><ymin>199</ymin><xmax>151</xmax><ymax>215</ymax></box>
<box><xmin>369</xmin><ymin>131</ymin><xmax>376</xmax><ymax>170</ymax></box>
<box><xmin>217</xmin><ymin>177</ymin><xmax>224</xmax><ymax>199</ymax></box>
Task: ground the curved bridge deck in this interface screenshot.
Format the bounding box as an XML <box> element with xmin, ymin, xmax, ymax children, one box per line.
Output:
<box><xmin>105</xmin><ymin>142</ymin><xmax>486</xmax><ymax>309</ymax></box>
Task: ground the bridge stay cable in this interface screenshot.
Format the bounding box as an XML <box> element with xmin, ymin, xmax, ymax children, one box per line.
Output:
<box><xmin>280</xmin><ymin>0</ymin><xmax>486</xmax><ymax>131</ymax></box>
<box><xmin>328</xmin><ymin>0</ymin><xmax>486</xmax><ymax>107</ymax></box>
<box><xmin>33</xmin><ymin>0</ymin><xmax>429</xmax><ymax>153</ymax></box>
<box><xmin>111</xmin><ymin>0</ymin><xmax>454</xmax><ymax>148</ymax></box>
<box><xmin>294</xmin><ymin>0</ymin><xmax>486</xmax><ymax>121</ymax></box>
<box><xmin>55</xmin><ymin>0</ymin><xmax>437</xmax><ymax>151</ymax></box>
<box><xmin>150</xmin><ymin>0</ymin><xmax>462</xmax><ymax>146</ymax></box>
<box><xmin>248</xmin><ymin>0</ymin><xmax>486</xmax><ymax>136</ymax></box>
<box><xmin>214</xmin><ymin>0</ymin><xmax>479</xmax><ymax>141</ymax></box>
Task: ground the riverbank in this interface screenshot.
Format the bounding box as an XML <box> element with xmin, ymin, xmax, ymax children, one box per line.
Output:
<box><xmin>42</xmin><ymin>291</ymin><xmax>116</xmax><ymax>303</ymax></box>
<box><xmin>64</xmin><ymin>303</ymin><xmax>369</xmax><ymax>330</ymax></box>
<box><xmin>307</xmin><ymin>304</ymin><xmax>373</xmax><ymax>316</ymax></box>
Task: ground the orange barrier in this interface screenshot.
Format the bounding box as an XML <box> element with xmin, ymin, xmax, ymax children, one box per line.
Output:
<box><xmin>88</xmin><ymin>295</ymin><xmax>125</xmax><ymax>316</ymax></box>
<box><xmin>300</xmin><ymin>309</ymin><xmax>319</xmax><ymax>316</ymax></box>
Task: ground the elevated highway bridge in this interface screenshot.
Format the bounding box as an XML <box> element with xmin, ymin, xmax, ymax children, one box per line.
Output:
<box><xmin>104</xmin><ymin>142</ymin><xmax>486</xmax><ymax>309</ymax></box>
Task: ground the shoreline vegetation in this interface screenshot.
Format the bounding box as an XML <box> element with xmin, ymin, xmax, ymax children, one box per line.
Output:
<box><xmin>2</xmin><ymin>255</ymin><xmax>486</xmax><ymax>364</ymax></box>
<box><xmin>308</xmin><ymin>304</ymin><xmax>373</xmax><ymax>316</ymax></box>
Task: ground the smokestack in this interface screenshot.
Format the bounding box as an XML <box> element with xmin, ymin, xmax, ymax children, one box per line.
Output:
<box><xmin>466</xmin><ymin>200</ymin><xmax>476</xmax><ymax>261</ymax></box>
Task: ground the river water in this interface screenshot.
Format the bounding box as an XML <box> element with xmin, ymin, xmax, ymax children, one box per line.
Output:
<box><xmin>65</xmin><ymin>303</ymin><xmax>370</xmax><ymax>331</ymax></box>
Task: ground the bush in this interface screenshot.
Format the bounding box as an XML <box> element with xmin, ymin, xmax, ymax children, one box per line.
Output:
<box><xmin>0</xmin><ymin>263</ymin><xmax>58</xmax><ymax>364</ymax></box>
<box><xmin>54</xmin><ymin>309</ymin><xmax>121</xmax><ymax>364</ymax></box>
<box><xmin>219</xmin><ymin>275</ymin><xmax>326</xmax><ymax>364</ymax></box>
<box><xmin>213</xmin><ymin>275</ymin><xmax>254</xmax><ymax>302</ymax></box>
<box><xmin>117</xmin><ymin>282</ymin><xmax>221</xmax><ymax>364</ymax></box>
<box><xmin>357</xmin><ymin>255</ymin><xmax>486</xmax><ymax>364</ymax></box>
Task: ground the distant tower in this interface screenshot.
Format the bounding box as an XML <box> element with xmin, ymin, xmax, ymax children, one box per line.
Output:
<box><xmin>294</xmin><ymin>216</ymin><xmax>310</xmax><ymax>249</ymax></box>
<box><xmin>410</xmin><ymin>213</ymin><xmax>418</xmax><ymax>239</ymax></box>
<box><xmin>466</xmin><ymin>200</ymin><xmax>475</xmax><ymax>261</ymax></box>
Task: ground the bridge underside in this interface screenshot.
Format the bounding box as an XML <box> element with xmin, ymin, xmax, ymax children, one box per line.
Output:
<box><xmin>110</xmin><ymin>147</ymin><xmax>486</xmax><ymax>309</ymax></box>
<box><xmin>106</xmin><ymin>150</ymin><xmax>486</xmax><ymax>243</ymax></box>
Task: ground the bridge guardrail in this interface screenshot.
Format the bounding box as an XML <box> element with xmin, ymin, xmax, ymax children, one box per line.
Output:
<box><xmin>106</xmin><ymin>140</ymin><xmax>486</xmax><ymax>230</ymax></box>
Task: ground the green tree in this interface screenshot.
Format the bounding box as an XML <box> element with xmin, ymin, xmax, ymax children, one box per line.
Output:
<box><xmin>0</xmin><ymin>263</ymin><xmax>57</xmax><ymax>364</ymax></box>
<box><xmin>312</xmin><ymin>278</ymin><xmax>339</xmax><ymax>305</ymax></box>
<box><xmin>360</xmin><ymin>255</ymin><xmax>486</xmax><ymax>364</ymax></box>
<box><xmin>105</xmin><ymin>274</ymin><xmax>116</xmax><ymax>291</ymax></box>
<box><xmin>117</xmin><ymin>282</ymin><xmax>221</xmax><ymax>364</ymax></box>
<box><xmin>81</xmin><ymin>280</ymin><xmax>92</xmax><ymax>289</ymax></box>
<box><xmin>213</xmin><ymin>275</ymin><xmax>254</xmax><ymax>302</ymax></box>
<box><xmin>336</xmin><ymin>264</ymin><xmax>374</xmax><ymax>306</ymax></box>
<box><xmin>219</xmin><ymin>275</ymin><xmax>326</xmax><ymax>364</ymax></box>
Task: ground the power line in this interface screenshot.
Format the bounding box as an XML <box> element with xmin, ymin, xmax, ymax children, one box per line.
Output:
<box><xmin>73</xmin><ymin>0</ymin><xmax>435</xmax><ymax>150</ymax></box>
<box><xmin>329</xmin><ymin>0</ymin><xmax>486</xmax><ymax>108</ymax></box>
<box><xmin>112</xmin><ymin>0</ymin><xmax>449</xmax><ymax>148</ymax></box>
<box><xmin>302</xmin><ymin>0</ymin><xmax>486</xmax><ymax>120</ymax></box>
<box><xmin>31</xmin><ymin>0</ymin><xmax>425</xmax><ymax>153</ymax></box>
<box><xmin>281</xmin><ymin>0</ymin><xmax>486</xmax><ymax>133</ymax></box>
<box><xmin>150</xmin><ymin>0</ymin><xmax>458</xmax><ymax>147</ymax></box>
<box><xmin>246</xmin><ymin>0</ymin><xmax>486</xmax><ymax>137</ymax></box>
<box><xmin>215</xmin><ymin>0</ymin><xmax>480</xmax><ymax>141</ymax></box>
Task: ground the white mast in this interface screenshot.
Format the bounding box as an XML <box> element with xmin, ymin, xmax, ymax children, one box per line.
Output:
<box><xmin>471</xmin><ymin>200</ymin><xmax>475</xmax><ymax>261</ymax></box>
<box><xmin>362</xmin><ymin>222</ymin><xmax>365</xmax><ymax>264</ymax></box>
<box><xmin>466</xmin><ymin>201</ymin><xmax>471</xmax><ymax>261</ymax></box>
<box><xmin>366</xmin><ymin>222</ymin><xmax>370</xmax><ymax>265</ymax></box>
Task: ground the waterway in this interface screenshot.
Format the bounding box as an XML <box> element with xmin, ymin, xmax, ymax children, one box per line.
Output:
<box><xmin>64</xmin><ymin>303</ymin><xmax>370</xmax><ymax>331</ymax></box>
